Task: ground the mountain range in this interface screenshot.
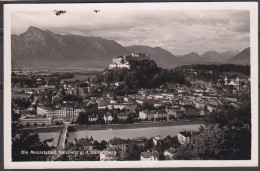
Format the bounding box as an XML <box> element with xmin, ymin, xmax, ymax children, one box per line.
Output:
<box><xmin>125</xmin><ymin>45</ymin><xmax>183</xmax><ymax>68</ymax></box>
<box><xmin>228</xmin><ymin>47</ymin><xmax>250</xmax><ymax>65</ymax></box>
<box><xmin>11</xmin><ymin>26</ymin><xmax>250</xmax><ymax>69</ymax></box>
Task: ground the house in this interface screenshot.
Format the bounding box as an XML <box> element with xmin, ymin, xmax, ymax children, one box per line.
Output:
<box><xmin>224</xmin><ymin>96</ymin><xmax>237</xmax><ymax>103</ymax></box>
<box><xmin>154</xmin><ymin>101</ymin><xmax>163</xmax><ymax>108</ymax></box>
<box><xmin>199</xmin><ymin>109</ymin><xmax>210</xmax><ymax>116</ymax></box>
<box><xmin>132</xmin><ymin>137</ymin><xmax>148</xmax><ymax>149</ymax></box>
<box><xmin>100</xmin><ymin>147</ymin><xmax>118</xmax><ymax>161</ymax></box>
<box><xmin>136</xmin><ymin>99</ymin><xmax>144</xmax><ymax>105</ymax></box>
<box><xmin>195</xmin><ymin>102</ymin><xmax>206</xmax><ymax>109</ymax></box>
<box><xmin>162</xmin><ymin>93</ymin><xmax>174</xmax><ymax>100</ymax></box>
<box><xmin>182</xmin><ymin>105</ymin><xmax>198</xmax><ymax>116</ymax></box>
<box><xmin>75</xmin><ymin>138</ymin><xmax>94</xmax><ymax>151</ymax></box>
<box><xmin>153</xmin><ymin>136</ymin><xmax>164</xmax><ymax>146</ymax></box>
<box><xmin>108</xmin><ymin>137</ymin><xmax>128</xmax><ymax>151</ymax></box>
<box><xmin>166</xmin><ymin>108</ymin><xmax>183</xmax><ymax>119</ymax></box>
<box><xmin>104</xmin><ymin>113</ymin><xmax>113</xmax><ymax>123</ymax></box>
<box><xmin>88</xmin><ymin>115</ymin><xmax>98</xmax><ymax>123</ymax></box>
<box><xmin>178</xmin><ymin>130</ymin><xmax>192</xmax><ymax>145</ymax></box>
<box><xmin>117</xmin><ymin>113</ymin><xmax>128</xmax><ymax>121</ymax></box>
<box><xmin>140</xmin><ymin>151</ymin><xmax>159</xmax><ymax>161</ymax></box>
<box><xmin>107</xmin><ymin>103</ymin><xmax>137</xmax><ymax>112</ymax></box>
<box><xmin>139</xmin><ymin>110</ymin><xmax>168</xmax><ymax>121</ymax></box>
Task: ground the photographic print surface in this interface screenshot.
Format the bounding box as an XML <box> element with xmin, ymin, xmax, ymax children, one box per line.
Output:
<box><xmin>4</xmin><ymin>2</ymin><xmax>258</xmax><ymax>169</ymax></box>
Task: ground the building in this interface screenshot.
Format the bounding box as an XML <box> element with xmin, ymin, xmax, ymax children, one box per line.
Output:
<box><xmin>178</xmin><ymin>130</ymin><xmax>192</xmax><ymax>145</ymax></box>
<box><xmin>104</xmin><ymin>113</ymin><xmax>113</xmax><ymax>123</ymax></box>
<box><xmin>132</xmin><ymin>137</ymin><xmax>148</xmax><ymax>149</ymax></box>
<box><xmin>139</xmin><ymin>110</ymin><xmax>168</xmax><ymax>121</ymax></box>
<box><xmin>100</xmin><ymin>147</ymin><xmax>118</xmax><ymax>161</ymax></box>
<box><xmin>182</xmin><ymin>105</ymin><xmax>198</xmax><ymax>116</ymax></box>
<box><xmin>75</xmin><ymin>138</ymin><xmax>94</xmax><ymax>151</ymax></box>
<box><xmin>153</xmin><ymin>136</ymin><xmax>164</xmax><ymax>146</ymax></box>
<box><xmin>36</xmin><ymin>102</ymin><xmax>98</xmax><ymax>122</ymax></box>
<box><xmin>131</xmin><ymin>52</ymin><xmax>150</xmax><ymax>60</ymax></box>
<box><xmin>117</xmin><ymin>113</ymin><xmax>129</xmax><ymax>121</ymax></box>
<box><xmin>108</xmin><ymin>137</ymin><xmax>128</xmax><ymax>151</ymax></box>
<box><xmin>37</xmin><ymin>105</ymin><xmax>86</xmax><ymax>121</ymax></box>
<box><xmin>108</xmin><ymin>56</ymin><xmax>131</xmax><ymax>69</ymax></box>
<box><xmin>88</xmin><ymin>115</ymin><xmax>98</xmax><ymax>123</ymax></box>
<box><xmin>107</xmin><ymin>103</ymin><xmax>137</xmax><ymax>112</ymax></box>
<box><xmin>166</xmin><ymin>108</ymin><xmax>184</xmax><ymax>119</ymax></box>
<box><xmin>19</xmin><ymin>115</ymin><xmax>52</xmax><ymax>126</ymax></box>
<box><xmin>140</xmin><ymin>151</ymin><xmax>159</xmax><ymax>161</ymax></box>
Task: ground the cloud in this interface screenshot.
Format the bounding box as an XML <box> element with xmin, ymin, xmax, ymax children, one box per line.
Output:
<box><xmin>11</xmin><ymin>10</ymin><xmax>250</xmax><ymax>55</ymax></box>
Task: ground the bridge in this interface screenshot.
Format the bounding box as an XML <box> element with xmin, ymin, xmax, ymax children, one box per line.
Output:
<box><xmin>49</xmin><ymin>122</ymin><xmax>70</xmax><ymax>161</ymax></box>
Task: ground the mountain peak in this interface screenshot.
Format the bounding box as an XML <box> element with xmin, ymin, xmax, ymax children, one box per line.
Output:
<box><xmin>20</xmin><ymin>26</ymin><xmax>46</xmax><ymax>36</ymax></box>
<box><xmin>203</xmin><ymin>51</ymin><xmax>219</xmax><ymax>55</ymax></box>
<box><xmin>27</xmin><ymin>26</ymin><xmax>44</xmax><ymax>32</ymax></box>
<box><xmin>228</xmin><ymin>47</ymin><xmax>250</xmax><ymax>65</ymax></box>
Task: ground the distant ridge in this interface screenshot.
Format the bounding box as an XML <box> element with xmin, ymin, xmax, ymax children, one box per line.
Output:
<box><xmin>125</xmin><ymin>45</ymin><xmax>183</xmax><ymax>68</ymax></box>
<box><xmin>228</xmin><ymin>47</ymin><xmax>250</xmax><ymax>65</ymax></box>
<box><xmin>180</xmin><ymin>52</ymin><xmax>201</xmax><ymax>63</ymax></box>
<box><xmin>11</xmin><ymin>26</ymin><xmax>249</xmax><ymax>69</ymax></box>
<box><xmin>178</xmin><ymin>50</ymin><xmax>241</xmax><ymax>64</ymax></box>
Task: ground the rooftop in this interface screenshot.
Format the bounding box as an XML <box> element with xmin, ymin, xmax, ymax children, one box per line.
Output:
<box><xmin>109</xmin><ymin>137</ymin><xmax>127</xmax><ymax>145</ymax></box>
<box><xmin>140</xmin><ymin>151</ymin><xmax>159</xmax><ymax>158</ymax></box>
<box><xmin>178</xmin><ymin>130</ymin><xmax>192</xmax><ymax>137</ymax></box>
<box><xmin>76</xmin><ymin>139</ymin><xmax>92</xmax><ymax>147</ymax></box>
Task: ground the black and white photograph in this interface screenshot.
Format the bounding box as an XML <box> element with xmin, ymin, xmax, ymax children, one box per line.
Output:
<box><xmin>3</xmin><ymin>2</ymin><xmax>258</xmax><ymax>169</ymax></box>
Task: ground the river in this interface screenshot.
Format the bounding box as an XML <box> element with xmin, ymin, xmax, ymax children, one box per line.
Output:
<box><xmin>38</xmin><ymin>124</ymin><xmax>202</xmax><ymax>146</ymax></box>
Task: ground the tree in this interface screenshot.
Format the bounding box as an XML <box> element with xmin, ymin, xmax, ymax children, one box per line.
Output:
<box><xmin>98</xmin><ymin>140</ymin><xmax>108</xmax><ymax>150</ymax></box>
<box><xmin>12</xmin><ymin>131</ymin><xmax>50</xmax><ymax>161</ymax></box>
<box><xmin>76</xmin><ymin>112</ymin><xmax>89</xmax><ymax>125</ymax></box>
<box><xmin>125</xmin><ymin>142</ymin><xmax>141</xmax><ymax>160</ymax></box>
<box><xmin>68</xmin><ymin>126</ymin><xmax>76</xmax><ymax>132</ymax></box>
<box><xmin>174</xmin><ymin>104</ymin><xmax>251</xmax><ymax>160</ymax></box>
<box><xmin>93</xmin><ymin>140</ymin><xmax>99</xmax><ymax>148</ymax></box>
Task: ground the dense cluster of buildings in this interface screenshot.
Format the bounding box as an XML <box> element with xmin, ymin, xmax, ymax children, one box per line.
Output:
<box><xmin>15</xmin><ymin>70</ymin><xmax>250</xmax><ymax>127</ymax></box>
<box><xmin>60</xmin><ymin>131</ymin><xmax>191</xmax><ymax>161</ymax></box>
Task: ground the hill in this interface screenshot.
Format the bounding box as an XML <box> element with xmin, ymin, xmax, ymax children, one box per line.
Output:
<box><xmin>220</xmin><ymin>50</ymin><xmax>239</xmax><ymax>61</ymax></box>
<box><xmin>180</xmin><ymin>52</ymin><xmax>201</xmax><ymax>63</ymax></box>
<box><xmin>228</xmin><ymin>47</ymin><xmax>250</xmax><ymax>65</ymax></box>
<box><xmin>178</xmin><ymin>50</ymin><xmax>239</xmax><ymax>64</ymax></box>
<box><xmin>200</xmin><ymin>51</ymin><xmax>223</xmax><ymax>63</ymax></box>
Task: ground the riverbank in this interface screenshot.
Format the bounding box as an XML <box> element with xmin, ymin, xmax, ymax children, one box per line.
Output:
<box><xmin>75</xmin><ymin>119</ymin><xmax>204</xmax><ymax>131</ymax></box>
<box><xmin>16</xmin><ymin>119</ymin><xmax>204</xmax><ymax>133</ymax></box>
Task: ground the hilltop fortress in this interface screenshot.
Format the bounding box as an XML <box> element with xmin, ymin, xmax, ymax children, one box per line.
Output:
<box><xmin>108</xmin><ymin>52</ymin><xmax>150</xmax><ymax>70</ymax></box>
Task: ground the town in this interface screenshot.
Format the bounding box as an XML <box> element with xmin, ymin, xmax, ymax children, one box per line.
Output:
<box><xmin>11</xmin><ymin>52</ymin><xmax>251</xmax><ymax>161</ymax></box>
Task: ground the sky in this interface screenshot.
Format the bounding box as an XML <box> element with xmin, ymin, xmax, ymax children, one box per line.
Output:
<box><xmin>11</xmin><ymin>10</ymin><xmax>250</xmax><ymax>55</ymax></box>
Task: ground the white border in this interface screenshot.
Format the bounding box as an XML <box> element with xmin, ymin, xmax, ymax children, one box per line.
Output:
<box><xmin>4</xmin><ymin>2</ymin><xmax>258</xmax><ymax>169</ymax></box>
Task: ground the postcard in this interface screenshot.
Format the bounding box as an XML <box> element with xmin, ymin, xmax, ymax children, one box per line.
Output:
<box><xmin>3</xmin><ymin>2</ymin><xmax>258</xmax><ymax>169</ymax></box>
